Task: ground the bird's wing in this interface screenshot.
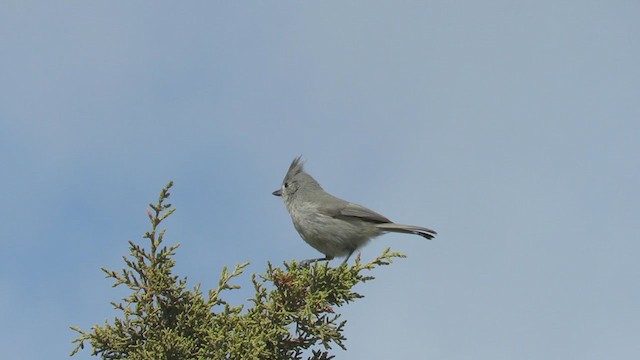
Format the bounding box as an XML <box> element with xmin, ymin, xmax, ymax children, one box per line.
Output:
<box><xmin>314</xmin><ymin>193</ymin><xmax>392</xmax><ymax>224</ymax></box>
<box><xmin>335</xmin><ymin>202</ymin><xmax>392</xmax><ymax>224</ymax></box>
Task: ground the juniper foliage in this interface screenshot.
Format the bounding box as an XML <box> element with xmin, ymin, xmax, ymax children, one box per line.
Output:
<box><xmin>71</xmin><ymin>182</ymin><xmax>405</xmax><ymax>359</ymax></box>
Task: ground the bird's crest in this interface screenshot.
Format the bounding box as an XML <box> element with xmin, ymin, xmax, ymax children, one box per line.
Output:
<box><xmin>285</xmin><ymin>156</ymin><xmax>305</xmax><ymax>181</ymax></box>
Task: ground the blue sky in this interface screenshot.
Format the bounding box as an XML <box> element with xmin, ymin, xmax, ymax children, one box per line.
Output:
<box><xmin>1</xmin><ymin>2</ymin><xmax>639</xmax><ymax>359</ymax></box>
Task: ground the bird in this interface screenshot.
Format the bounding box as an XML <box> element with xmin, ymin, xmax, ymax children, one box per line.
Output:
<box><xmin>273</xmin><ymin>156</ymin><xmax>437</xmax><ymax>265</ymax></box>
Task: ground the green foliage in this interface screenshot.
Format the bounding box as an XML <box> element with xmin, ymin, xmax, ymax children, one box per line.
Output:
<box><xmin>71</xmin><ymin>181</ymin><xmax>405</xmax><ymax>359</ymax></box>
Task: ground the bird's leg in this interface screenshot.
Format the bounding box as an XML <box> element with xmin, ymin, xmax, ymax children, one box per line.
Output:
<box><xmin>341</xmin><ymin>249</ymin><xmax>356</xmax><ymax>266</ymax></box>
<box><xmin>300</xmin><ymin>255</ymin><xmax>333</xmax><ymax>267</ymax></box>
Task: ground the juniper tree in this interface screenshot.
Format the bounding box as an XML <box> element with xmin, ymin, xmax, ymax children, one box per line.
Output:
<box><xmin>71</xmin><ymin>181</ymin><xmax>405</xmax><ymax>359</ymax></box>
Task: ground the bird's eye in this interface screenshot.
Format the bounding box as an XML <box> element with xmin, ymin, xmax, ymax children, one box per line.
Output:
<box><xmin>284</xmin><ymin>182</ymin><xmax>289</xmax><ymax>188</ymax></box>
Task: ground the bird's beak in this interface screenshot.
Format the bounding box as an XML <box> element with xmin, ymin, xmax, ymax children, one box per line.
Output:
<box><xmin>272</xmin><ymin>188</ymin><xmax>282</xmax><ymax>197</ymax></box>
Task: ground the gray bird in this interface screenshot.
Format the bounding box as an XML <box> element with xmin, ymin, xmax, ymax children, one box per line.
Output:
<box><xmin>273</xmin><ymin>156</ymin><xmax>437</xmax><ymax>266</ymax></box>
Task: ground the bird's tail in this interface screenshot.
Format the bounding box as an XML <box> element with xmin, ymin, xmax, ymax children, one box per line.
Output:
<box><xmin>376</xmin><ymin>223</ymin><xmax>437</xmax><ymax>240</ymax></box>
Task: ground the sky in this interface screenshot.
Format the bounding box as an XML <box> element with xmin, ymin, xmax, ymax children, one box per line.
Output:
<box><xmin>1</xmin><ymin>1</ymin><xmax>639</xmax><ymax>359</ymax></box>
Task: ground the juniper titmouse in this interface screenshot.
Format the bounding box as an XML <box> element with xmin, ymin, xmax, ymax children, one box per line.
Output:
<box><xmin>273</xmin><ymin>156</ymin><xmax>437</xmax><ymax>265</ymax></box>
